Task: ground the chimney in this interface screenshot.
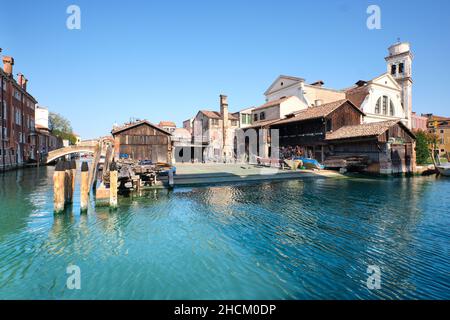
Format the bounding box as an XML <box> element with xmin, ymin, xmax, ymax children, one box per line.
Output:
<box><xmin>311</xmin><ymin>80</ymin><xmax>324</xmax><ymax>87</ymax></box>
<box><xmin>2</xmin><ymin>56</ymin><xmax>14</xmax><ymax>76</ymax></box>
<box><xmin>220</xmin><ymin>94</ymin><xmax>230</xmax><ymax>159</ymax></box>
<box><xmin>315</xmin><ymin>99</ymin><xmax>323</xmax><ymax>106</ymax></box>
<box><xmin>220</xmin><ymin>94</ymin><xmax>228</xmax><ymax>117</ymax></box>
<box><xmin>17</xmin><ymin>73</ymin><xmax>27</xmax><ymax>91</ymax></box>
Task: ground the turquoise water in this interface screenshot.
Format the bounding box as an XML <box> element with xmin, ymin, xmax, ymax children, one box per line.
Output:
<box><xmin>0</xmin><ymin>166</ymin><xmax>449</xmax><ymax>299</ymax></box>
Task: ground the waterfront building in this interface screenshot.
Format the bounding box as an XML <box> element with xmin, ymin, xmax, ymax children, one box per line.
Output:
<box><xmin>425</xmin><ymin>114</ymin><xmax>450</xmax><ymax>158</ymax></box>
<box><xmin>111</xmin><ymin>119</ymin><xmax>172</xmax><ymax>163</ymax></box>
<box><xmin>191</xmin><ymin>95</ymin><xmax>239</xmax><ymax>162</ymax></box>
<box><xmin>171</xmin><ymin>127</ymin><xmax>193</xmax><ymax>163</ymax></box>
<box><xmin>251</xmin><ymin>96</ymin><xmax>306</xmax><ymax>128</ymax></box>
<box><xmin>33</xmin><ymin>105</ymin><xmax>63</xmax><ymax>163</ymax></box>
<box><xmin>411</xmin><ymin>112</ymin><xmax>428</xmax><ymax>131</ymax></box>
<box><xmin>1</xmin><ymin>55</ymin><xmax>38</xmax><ymax>170</ymax></box>
<box><xmin>269</xmin><ymin>100</ymin><xmax>364</xmax><ymax>162</ymax></box>
<box><xmin>326</xmin><ymin>120</ymin><xmax>416</xmax><ymax>174</ymax></box>
<box><xmin>158</xmin><ymin>121</ymin><xmax>177</xmax><ymax>134</ymax></box>
<box><xmin>232</xmin><ymin>107</ymin><xmax>254</xmax><ymax>128</ymax></box>
<box><xmin>261</xmin><ymin>42</ymin><xmax>414</xmax><ymax>129</ymax></box>
<box><xmin>182</xmin><ymin>118</ymin><xmax>194</xmax><ymax>135</ymax></box>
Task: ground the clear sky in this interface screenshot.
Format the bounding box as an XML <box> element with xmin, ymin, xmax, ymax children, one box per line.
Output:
<box><xmin>1</xmin><ymin>0</ymin><xmax>449</xmax><ymax>139</ymax></box>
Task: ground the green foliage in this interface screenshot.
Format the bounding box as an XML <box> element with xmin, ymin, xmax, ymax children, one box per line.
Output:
<box><xmin>52</xmin><ymin>130</ymin><xmax>77</xmax><ymax>145</ymax></box>
<box><xmin>415</xmin><ymin>130</ymin><xmax>440</xmax><ymax>165</ymax></box>
<box><xmin>49</xmin><ymin>112</ymin><xmax>76</xmax><ymax>145</ymax></box>
<box><xmin>49</xmin><ymin>112</ymin><xmax>73</xmax><ymax>133</ymax></box>
<box><xmin>415</xmin><ymin>130</ymin><xmax>430</xmax><ymax>165</ymax></box>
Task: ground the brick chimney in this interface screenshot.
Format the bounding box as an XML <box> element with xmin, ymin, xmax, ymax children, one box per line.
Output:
<box><xmin>2</xmin><ymin>56</ymin><xmax>14</xmax><ymax>76</ymax></box>
<box><xmin>220</xmin><ymin>94</ymin><xmax>231</xmax><ymax>160</ymax></box>
<box><xmin>17</xmin><ymin>73</ymin><xmax>27</xmax><ymax>91</ymax></box>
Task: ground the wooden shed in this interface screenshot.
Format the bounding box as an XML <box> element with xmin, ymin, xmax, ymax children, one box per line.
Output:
<box><xmin>269</xmin><ymin>99</ymin><xmax>364</xmax><ymax>161</ymax></box>
<box><xmin>325</xmin><ymin>120</ymin><xmax>416</xmax><ymax>174</ymax></box>
<box><xmin>111</xmin><ymin>120</ymin><xmax>172</xmax><ymax>164</ymax></box>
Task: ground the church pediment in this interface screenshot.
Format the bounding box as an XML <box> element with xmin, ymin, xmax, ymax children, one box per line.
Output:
<box><xmin>264</xmin><ymin>75</ymin><xmax>304</xmax><ymax>96</ymax></box>
<box><xmin>370</xmin><ymin>73</ymin><xmax>401</xmax><ymax>90</ymax></box>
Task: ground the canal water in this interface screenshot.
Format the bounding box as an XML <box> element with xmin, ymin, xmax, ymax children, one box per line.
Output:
<box><xmin>0</xmin><ymin>166</ymin><xmax>449</xmax><ymax>300</ymax></box>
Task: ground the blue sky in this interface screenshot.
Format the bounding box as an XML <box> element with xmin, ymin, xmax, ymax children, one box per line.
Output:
<box><xmin>1</xmin><ymin>0</ymin><xmax>449</xmax><ymax>138</ymax></box>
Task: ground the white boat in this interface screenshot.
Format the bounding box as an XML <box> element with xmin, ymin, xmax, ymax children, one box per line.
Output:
<box><xmin>436</xmin><ymin>163</ymin><xmax>450</xmax><ymax>176</ymax></box>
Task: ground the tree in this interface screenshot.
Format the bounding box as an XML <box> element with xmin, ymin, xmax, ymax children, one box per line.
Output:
<box><xmin>415</xmin><ymin>130</ymin><xmax>430</xmax><ymax>165</ymax></box>
<box><xmin>49</xmin><ymin>112</ymin><xmax>77</xmax><ymax>145</ymax></box>
<box><xmin>49</xmin><ymin>112</ymin><xmax>73</xmax><ymax>133</ymax></box>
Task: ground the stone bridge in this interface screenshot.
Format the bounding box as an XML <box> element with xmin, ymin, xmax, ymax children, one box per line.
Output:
<box><xmin>46</xmin><ymin>140</ymin><xmax>99</xmax><ymax>164</ymax></box>
<box><xmin>46</xmin><ymin>137</ymin><xmax>115</xmax><ymax>191</ymax></box>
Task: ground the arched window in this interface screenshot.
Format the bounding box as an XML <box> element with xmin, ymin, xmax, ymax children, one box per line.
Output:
<box><xmin>389</xmin><ymin>100</ymin><xmax>395</xmax><ymax>116</ymax></box>
<box><xmin>382</xmin><ymin>96</ymin><xmax>388</xmax><ymax>115</ymax></box>
<box><xmin>375</xmin><ymin>98</ymin><xmax>381</xmax><ymax>114</ymax></box>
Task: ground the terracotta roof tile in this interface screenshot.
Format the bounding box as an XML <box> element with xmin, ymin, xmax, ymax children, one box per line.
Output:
<box><xmin>345</xmin><ymin>86</ymin><xmax>370</xmax><ymax>108</ymax></box>
<box><xmin>253</xmin><ymin>96</ymin><xmax>293</xmax><ymax>111</ymax></box>
<box><xmin>158</xmin><ymin>121</ymin><xmax>176</xmax><ymax>127</ymax></box>
<box><xmin>200</xmin><ymin>110</ymin><xmax>239</xmax><ymax>120</ymax></box>
<box><xmin>272</xmin><ymin>99</ymin><xmax>362</xmax><ymax>125</ymax></box>
<box><xmin>325</xmin><ymin>120</ymin><xmax>404</xmax><ymax>140</ymax></box>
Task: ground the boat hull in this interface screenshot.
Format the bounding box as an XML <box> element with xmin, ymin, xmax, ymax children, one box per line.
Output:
<box><xmin>437</xmin><ymin>166</ymin><xmax>450</xmax><ymax>176</ymax></box>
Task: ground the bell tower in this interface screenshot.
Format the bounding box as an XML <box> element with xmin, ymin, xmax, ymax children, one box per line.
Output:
<box><xmin>385</xmin><ymin>41</ymin><xmax>413</xmax><ymax>128</ymax></box>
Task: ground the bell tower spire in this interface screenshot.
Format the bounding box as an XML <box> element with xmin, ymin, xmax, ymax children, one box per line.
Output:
<box><xmin>385</xmin><ymin>41</ymin><xmax>413</xmax><ymax>128</ymax></box>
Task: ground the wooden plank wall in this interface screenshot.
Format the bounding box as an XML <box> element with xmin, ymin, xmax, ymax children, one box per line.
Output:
<box><xmin>115</xmin><ymin>124</ymin><xmax>170</xmax><ymax>163</ymax></box>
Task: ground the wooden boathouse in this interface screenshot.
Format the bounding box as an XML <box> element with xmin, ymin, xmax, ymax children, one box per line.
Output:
<box><xmin>111</xmin><ymin>120</ymin><xmax>172</xmax><ymax>163</ymax></box>
<box><xmin>325</xmin><ymin>120</ymin><xmax>416</xmax><ymax>174</ymax></box>
<box><xmin>270</xmin><ymin>99</ymin><xmax>364</xmax><ymax>161</ymax></box>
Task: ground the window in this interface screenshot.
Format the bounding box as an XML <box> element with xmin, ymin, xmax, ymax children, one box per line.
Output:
<box><xmin>14</xmin><ymin>90</ymin><xmax>21</xmax><ymax>100</ymax></box>
<box><xmin>399</xmin><ymin>63</ymin><xmax>404</xmax><ymax>74</ymax></box>
<box><xmin>231</xmin><ymin>120</ymin><xmax>238</xmax><ymax>126</ymax></box>
<box><xmin>375</xmin><ymin>98</ymin><xmax>381</xmax><ymax>114</ymax></box>
<box><xmin>1</xmin><ymin>127</ymin><xmax>7</xmax><ymax>139</ymax></box>
<box><xmin>254</xmin><ymin>113</ymin><xmax>258</xmax><ymax>122</ymax></box>
<box><xmin>241</xmin><ymin>113</ymin><xmax>251</xmax><ymax>124</ymax></box>
<box><xmin>0</xmin><ymin>100</ymin><xmax>6</xmax><ymax>119</ymax></box>
<box><xmin>391</xmin><ymin>64</ymin><xmax>397</xmax><ymax>75</ymax></box>
<box><xmin>260</xmin><ymin>112</ymin><xmax>266</xmax><ymax>120</ymax></box>
<box><xmin>15</xmin><ymin>109</ymin><xmax>22</xmax><ymax>125</ymax></box>
<box><xmin>382</xmin><ymin>96</ymin><xmax>388</xmax><ymax>115</ymax></box>
<box><xmin>389</xmin><ymin>100</ymin><xmax>395</xmax><ymax>116</ymax></box>
<box><xmin>326</xmin><ymin>119</ymin><xmax>332</xmax><ymax>132</ymax></box>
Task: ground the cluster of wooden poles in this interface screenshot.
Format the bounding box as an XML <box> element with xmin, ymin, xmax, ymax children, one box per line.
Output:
<box><xmin>53</xmin><ymin>160</ymin><xmax>118</xmax><ymax>213</ymax></box>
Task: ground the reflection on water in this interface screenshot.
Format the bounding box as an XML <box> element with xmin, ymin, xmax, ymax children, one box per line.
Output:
<box><xmin>0</xmin><ymin>166</ymin><xmax>449</xmax><ymax>299</ymax></box>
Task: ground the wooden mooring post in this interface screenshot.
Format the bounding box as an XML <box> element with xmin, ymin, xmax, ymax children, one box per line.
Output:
<box><xmin>70</xmin><ymin>160</ymin><xmax>76</xmax><ymax>204</ymax></box>
<box><xmin>64</xmin><ymin>161</ymin><xmax>72</xmax><ymax>204</ymax></box>
<box><xmin>109</xmin><ymin>160</ymin><xmax>118</xmax><ymax>208</ymax></box>
<box><xmin>53</xmin><ymin>161</ymin><xmax>66</xmax><ymax>213</ymax></box>
<box><xmin>80</xmin><ymin>162</ymin><xmax>90</xmax><ymax>212</ymax></box>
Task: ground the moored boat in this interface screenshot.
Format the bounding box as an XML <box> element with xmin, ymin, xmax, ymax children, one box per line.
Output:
<box><xmin>436</xmin><ymin>163</ymin><xmax>450</xmax><ymax>176</ymax></box>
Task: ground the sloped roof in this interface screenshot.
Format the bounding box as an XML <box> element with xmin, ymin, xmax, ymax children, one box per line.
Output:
<box><xmin>245</xmin><ymin>119</ymin><xmax>281</xmax><ymax>129</ymax></box>
<box><xmin>272</xmin><ymin>99</ymin><xmax>364</xmax><ymax>126</ymax></box>
<box><xmin>111</xmin><ymin>120</ymin><xmax>172</xmax><ymax>136</ymax></box>
<box><xmin>253</xmin><ymin>96</ymin><xmax>294</xmax><ymax>111</ymax></box>
<box><xmin>158</xmin><ymin>121</ymin><xmax>176</xmax><ymax>127</ymax></box>
<box><xmin>345</xmin><ymin>86</ymin><xmax>370</xmax><ymax>108</ymax></box>
<box><xmin>325</xmin><ymin>120</ymin><xmax>415</xmax><ymax>141</ymax></box>
<box><xmin>199</xmin><ymin>110</ymin><xmax>239</xmax><ymax>120</ymax></box>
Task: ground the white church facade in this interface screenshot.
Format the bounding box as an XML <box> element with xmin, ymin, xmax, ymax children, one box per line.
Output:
<box><xmin>260</xmin><ymin>41</ymin><xmax>414</xmax><ymax>129</ymax></box>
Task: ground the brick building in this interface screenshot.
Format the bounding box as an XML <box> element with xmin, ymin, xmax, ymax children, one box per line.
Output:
<box><xmin>1</xmin><ymin>56</ymin><xmax>38</xmax><ymax>170</ymax></box>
